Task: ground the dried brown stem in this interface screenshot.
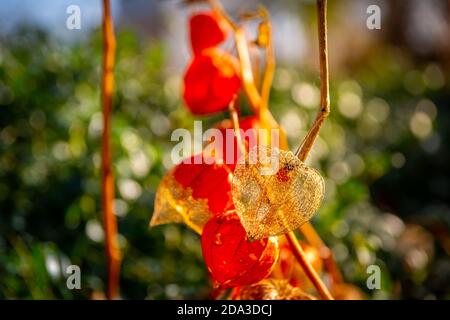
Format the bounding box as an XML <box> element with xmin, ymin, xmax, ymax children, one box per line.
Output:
<box><xmin>209</xmin><ymin>0</ymin><xmax>238</xmax><ymax>31</ymax></box>
<box><xmin>289</xmin><ymin>0</ymin><xmax>334</xmax><ymax>299</ymax></box>
<box><xmin>286</xmin><ymin>232</ymin><xmax>334</xmax><ymax>300</ymax></box>
<box><xmin>234</xmin><ymin>28</ymin><xmax>263</xmax><ymax>113</ymax></box>
<box><xmin>101</xmin><ymin>0</ymin><xmax>121</xmax><ymax>300</ymax></box>
<box><xmin>295</xmin><ymin>0</ymin><xmax>330</xmax><ymax>161</ymax></box>
<box><xmin>259</xmin><ymin>7</ymin><xmax>275</xmax><ymax>112</ymax></box>
<box><xmin>293</xmin><ymin>0</ymin><xmax>341</xmax><ymax>293</ymax></box>
<box><xmin>300</xmin><ymin>222</ymin><xmax>343</xmax><ymax>284</ymax></box>
<box><xmin>228</xmin><ymin>97</ymin><xmax>247</xmax><ymax>157</ymax></box>
<box><xmin>208</xmin><ymin>0</ymin><xmax>262</xmax><ymax>113</ymax></box>
<box><xmin>211</xmin><ymin>0</ymin><xmax>335</xmax><ymax>300</ymax></box>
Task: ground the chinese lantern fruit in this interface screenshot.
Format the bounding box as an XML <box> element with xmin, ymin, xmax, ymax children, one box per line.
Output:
<box><xmin>183</xmin><ymin>48</ymin><xmax>241</xmax><ymax>115</ymax></box>
<box><xmin>150</xmin><ymin>154</ymin><xmax>234</xmax><ymax>234</ymax></box>
<box><xmin>272</xmin><ymin>242</ymin><xmax>323</xmax><ymax>288</ymax></box>
<box><xmin>212</xmin><ymin>115</ymin><xmax>287</xmax><ymax>170</ymax></box>
<box><xmin>172</xmin><ymin>154</ymin><xmax>234</xmax><ymax>215</ymax></box>
<box><xmin>331</xmin><ymin>283</ymin><xmax>365</xmax><ymax>300</ymax></box>
<box><xmin>189</xmin><ymin>12</ymin><xmax>228</xmax><ymax>55</ymax></box>
<box><xmin>212</xmin><ymin>116</ymin><xmax>264</xmax><ymax>169</ymax></box>
<box><xmin>201</xmin><ymin>212</ymin><xmax>278</xmax><ymax>288</ymax></box>
<box><xmin>236</xmin><ymin>279</ymin><xmax>316</xmax><ymax>300</ymax></box>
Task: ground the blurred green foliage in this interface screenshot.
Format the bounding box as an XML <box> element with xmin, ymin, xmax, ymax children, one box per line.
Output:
<box><xmin>0</xmin><ymin>27</ymin><xmax>210</xmax><ymax>299</ymax></box>
<box><xmin>1</xmin><ymin>25</ymin><xmax>449</xmax><ymax>299</ymax></box>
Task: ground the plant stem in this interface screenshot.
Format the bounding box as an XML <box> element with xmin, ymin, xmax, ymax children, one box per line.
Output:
<box><xmin>289</xmin><ymin>0</ymin><xmax>336</xmax><ymax>299</ymax></box>
<box><xmin>229</xmin><ymin>73</ymin><xmax>334</xmax><ymax>301</ymax></box>
<box><xmin>295</xmin><ymin>0</ymin><xmax>330</xmax><ymax>161</ymax></box>
<box><xmin>259</xmin><ymin>7</ymin><xmax>275</xmax><ymax>113</ymax></box>
<box><xmin>101</xmin><ymin>0</ymin><xmax>120</xmax><ymax>300</ymax></box>
<box><xmin>209</xmin><ymin>0</ymin><xmax>238</xmax><ymax>31</ymax></box>
<box><xmin>208</xmin><ymin>0</ymin><xmax>262</xmax><ymax>113</ymax></box>
<box><xmin>286</xmin><ymin>231</ymin><xmax>334</xmax><ymax>300</ymax></box>
<box><xmin>228</xmin><ymin>97</ymin><xmax>247</xmax><ymax>157</ymax></box>
<box><xmin>287</xmin><ymin>0</ymin><xmax>334</xmax><ymax>299</ymax></box>
<box><xmin>234</xmin><ymin>28</ymin><xmax>263</xmax><ymax>113</ymax></box>
<box><xmin>300</xmin><ymin>222</ymin><xmax>343</xmax><ymax>284</ymax></box>
<box><xmin>212</xmin><ymin>0</ymin><xmax>336</xmax><ymax>299</ymax></box>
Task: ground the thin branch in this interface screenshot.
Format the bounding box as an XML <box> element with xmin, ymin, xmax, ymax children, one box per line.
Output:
<box><xmin>286</xmin><ymin>231</ymin><xmax>334</xmax><ymax>300</ymax></box>
<box><xmin>228</xmin><ymin>97</ymin><xmax>247</xmax><ymax>157</ymax></box>
<box><xmin>234</xmin><ymin>28</ymin><xmax>263</xmax><ymax>113</ymax></box>
<box><xmin>295</xmin><ymin>0</ymin><xmax>330</xmax><ymax>161</ymax></box>
<box><xmin>208</xmin><ymin>0</ymin><xmax>263</xmax><ymax>113</ymax></box>
<box><xmin>259</xmin><ymin>7</ymin><xmax>275</xmax><ymax>112</ymax></box>
<box><xmin>211</xmin><ymin>0</ymin><xmax>335</xmax><ymax>300</ymax></box>
<box><xmin>300</xmin><ymin>222</ymin><xmax>343</xmax><ymax>284</ymax></box>
<box><xmin>209</xmin><ymin>0</ymin><xmax>238</xmax><ymax>31</ymax></box>
<box><xmin>101</xmin><ymin>0</ymin><xmax>120</xmax><ymax>300</ymax></box>
<box><xmin>291</xmin><ymin>0</ymin><xmax>340</xmax><ymax>294</ymax></box>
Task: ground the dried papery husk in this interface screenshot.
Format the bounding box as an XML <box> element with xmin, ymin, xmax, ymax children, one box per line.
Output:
<box><xmin>271</xmin><ymin>241</ymin><xmax>323</xmax><ymax>289</ymax></box>
<box><xmin>236</xmin><ymin>279</ymin><xmax>316</xmax><ymax>300</ymax></box>
<box><xmin>331</xmin><ymin>283</ymin><xmax>365</xmax><ymax>300</ymax></box>
<box><xmin>150</xmin><ymin>154</ymin><xmax>234</xmax><ymax>234</ymax></box>
<box><xmin>232</xmin><ymin>146</ymin><xmax>325</xmax><ymax>239</ymax></box>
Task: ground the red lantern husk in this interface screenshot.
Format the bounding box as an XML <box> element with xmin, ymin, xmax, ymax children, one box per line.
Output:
<box><xmin>183</xmin><ymin>48</ymin><xmax>241</xmax><ymax>115</ymax></box>
<box><xmin>272</xmin><ymin>241</ymin><xmax>323</xmax><ymax>289</ymax></box>
<box><xmin>189</xmin><ymin>11</ymin><xmax>228</xmax><ymax>55</ymax></box>
<box><xmin>201</xmin><ymin>211</ymin><xmax>279</xmax><ymax>288</ymax></box>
